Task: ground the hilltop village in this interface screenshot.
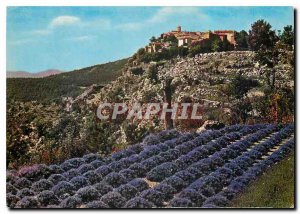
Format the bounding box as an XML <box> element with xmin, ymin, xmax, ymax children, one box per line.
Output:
<box><xmin>145</xmin><ymin>26</ymin><xmax>237</xmax><ymax>53</ymax></box>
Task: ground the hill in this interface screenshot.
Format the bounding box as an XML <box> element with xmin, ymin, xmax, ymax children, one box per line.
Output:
<box><xmin>7</xmin><ymin>58</ymin><xmax>128</xmax><ymax>103</ymax></box>
<box><xmin>6</xmin><ymin>124</ymin><xmax>294</xmax><ymax>208</ymax></box>
<box><xmin>7</xmin><ymin>70</ymin><xmax>63</xmax><ymax>78</ymax></box>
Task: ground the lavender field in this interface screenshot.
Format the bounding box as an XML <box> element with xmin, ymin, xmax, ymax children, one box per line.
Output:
<box><xmin>6</xmin><ymin>124</ymin><xmax>294</xmax><ymax>208</ymax></box>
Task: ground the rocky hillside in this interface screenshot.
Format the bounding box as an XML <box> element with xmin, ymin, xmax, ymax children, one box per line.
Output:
<box><xmin>6</xmin><ymin>50</ymin><xmax>294</xmax><ymax>170</ymax></box>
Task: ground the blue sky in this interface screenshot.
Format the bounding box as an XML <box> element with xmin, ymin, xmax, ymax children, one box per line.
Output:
<box><xmin>7</xmin><ymin>6</ymin><xmax>294</xmax><ymax>72</ymax></box>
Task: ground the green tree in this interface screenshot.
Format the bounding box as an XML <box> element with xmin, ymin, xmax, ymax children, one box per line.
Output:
<box><xmin>279</xmin><ymin>25</ymin><xmax>294</xmax><ymax>47</ymax></box>
<box><xmin>248</xmin><ymin>19</ymin><xmax>278</xmax><ymax>51</ymax></box>
<box><xmin>150</xmin><ymin>36</ymin><xmax>157</xmax><ymax>43</ymax></box>
<box><xmin>211</xmin><ymin>36</ymin><xmax>223</xmax><ymax>52</ymax></box>
<box><xmin>229</xmin><ymin>75</ymin><xmax>260</xmax><ymax>99</ymax></box>
<box><xmin>235</xmin><ymin>30</ymin><xmax>249</xmax><ymax>49</ymax></box>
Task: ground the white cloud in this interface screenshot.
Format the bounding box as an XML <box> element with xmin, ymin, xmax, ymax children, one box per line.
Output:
<box><xmin>148</xmin><ymin>7</ymin><xmax>205</xmax><ymax>23</ymax></box>
<box><xmin>69</xmin><ymin>35</ymin><xmax>95</xmax><ymax>41</ymax></box>
<box><xmin>30</xmin><ymin>29</ymin><xmax>51</xmax><ymax>35</ymax></box>
<box><xmin>115</xmin><ymin>22</ymin><xmax>143</xmax><ymax>31</ymax></box>
<box><xmin>50</xmin><ymin>16</ymin><xmax>81</xmax><ymax>28</ymax></box>
<box><xmin>115</xmin><ymin>7</ymin><xmax>208</xmax><ymax>31</ymax></box>
<box><xmin>8</xmin><ymin>39</ymin><xmax>33</xmax><ymax>46</ymax></box>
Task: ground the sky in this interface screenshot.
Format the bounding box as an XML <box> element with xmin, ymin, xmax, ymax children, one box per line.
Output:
<box><xmin>7</xmin><ymin>6</ymin><xmax>294</xmax><ymax>73</ymax></box>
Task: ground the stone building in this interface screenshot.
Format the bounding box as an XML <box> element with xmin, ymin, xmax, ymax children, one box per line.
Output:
<box><xmin>144</xmin><ymin>26</ymin><xmax>237</xmax><ymax>53</ymax></box>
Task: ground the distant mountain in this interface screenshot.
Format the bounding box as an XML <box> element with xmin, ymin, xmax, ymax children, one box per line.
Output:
<box><xmin>7</xmin><ymin>58</ymin><xmax>128</xmax><ymax>103</ymax></box>
<box><xmin>7</xmin><ymin>69</ymin><xmax>63</xmax><ymax>78</ymax></box>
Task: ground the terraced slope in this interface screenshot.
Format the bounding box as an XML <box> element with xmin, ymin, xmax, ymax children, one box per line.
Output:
<box><xmin>6</xmin><ymin>124</ymin><xmax>294</xmax><ymax>208</ymax></box>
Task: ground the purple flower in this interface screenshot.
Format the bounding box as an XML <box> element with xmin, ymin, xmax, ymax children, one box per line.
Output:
<box><xmin>140</xmin><ymin>189</ymin><xmax>165</xmax><ymax>206</ymax></box>
<box><xmin>84</xmin><ymin>200</ymin><xmax>109</xmax><ymax>208</ymax></box>
<box><xmin>48</xmin><ymin>174</ymin><xmax>66</xmax><ymax>185</ymax></box>
<box><xmin>178</xmin><ymin>188</ymin><xmax>206</xmax><ymax>206</ymax></box>
<box><xmin>147</xmin><ymin>162</ymin><xmax>178</xmax><ymax>182</ymax></box>
<box><xmin>100</xmin><ymin>191</ymin><xmax>126</xmax><ymax>208</ymax></box>
<box><xmin>128</xmin><ymin>178</ymin><xmax>149</xmax><ymax>192</ymax></box>
<box><xmin>60</xmin><ymin>195</ymin><xmax>81</xmax><ymax>208</ymax></box>
<box><xmin>15</xmin><ymin>196</ymin><xmax>39</xmax><ymax>208</ymax></box>
<box><xmin>76</xmin><ymin>186</ymin><xmax>101</xmax><ymax>202</ymax></box>
<box><xmin>70</xmin><ymin>176</ymin><xmax>90</xmax><ymax>189</ymax></box>
<box><xmin>32</xmin><ymin>179</ymin><xmax>54</xmax><ymax>193</ymax></box>
<box><xmin>37</xmin><ymin>190</ymin><xmax>59</xmax><ymax>206</ymax></box>
<box><xmin>83</xmin><ymin>170</ymin><xmax>102</xmax><ymax>184</ymax></box>
<box><xmin>124</xmin><ymin>197</ymin><xmax>155</xmax><ymax>208</ymax></box>
<box><xmin>116</xmin><ymin>184</ymin><xmax>138</xmax><ymax>200</ymax></box>
<box><xmin>16</xmin><ymin>188</ymin><xmax>35</xmax><ymax>198</ymax></box>
<box><xmin>77</xmin><ymin>163</ymin><xmax>95</xmax><ymax>174</ymax></box>
<box><xmin>93</xmin><ymin>182</ymin><xmax>113</xmax><ymax>195</ymax></box>
<box><xmin>103</xmin><ymin>172</ymin><xmax>126</xmax><ymax>188</ymax></box>
<box><xmin>51</xmin><ymin>181</ymin><xmax>76</xmax><ymax>198</ymax></box>
<box><xmin>170</xmin><ymin>198</ymin><xmax>194</xmax><ymax>208</ymax></box>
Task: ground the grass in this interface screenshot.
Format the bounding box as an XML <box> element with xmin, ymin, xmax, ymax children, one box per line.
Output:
<box><xmin>229</xmin><ymin>153</ymin><xmax>295</xmax><ymax>208</ymax></box>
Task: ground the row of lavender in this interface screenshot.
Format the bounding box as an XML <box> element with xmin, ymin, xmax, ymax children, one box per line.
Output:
<box><xmin>6</xmin><ymin>123</ymin><xmax>294</xmax><ymax>208</ymax></box>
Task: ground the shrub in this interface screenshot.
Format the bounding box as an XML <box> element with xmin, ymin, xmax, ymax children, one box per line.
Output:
<box><xmin>32</xmin><ymin>179</ymin><xmax>54</xmax><ymax>193</ymax></box>
<box><xmin>60</xmin><ymin>196</ymin><xmax>82</xmax><ymax>208</ymax></box>
<box><xmin>124</xmin><ymin>197</ymin><xmax>155</xmax><ymax>208</ymax></box>
<box><xmin>126</xmin><ymin>154</ymin><xmax>142</xmax><ymax>163</ymax></box>
<box><xmin>175</xmin><ymin>144</ymin><xmax>191</xmax><ymax>154</ymax></box>
<box><xmin>76</xmin><ymin>186</ymin><xmax>101</xmax><ymax>202</ymax></box>
<box><xmin>128</xmin><ymin>178</ymin><xmax>149</xmax><ymax>192</ymax></box>
<box><xmin>18</xmin><ymin>164</ymin><xmax>50</xmax><ymax>181</ymax></box>
<box><xmin>139</xmin><ymin>146</ymin><xmax>160</xmax><ymax>159</ymax></box>
<box><xmin>51</xmin><ymin>181</ymin><xmax>76</xmax><ymax>198</ymax></box>
<box><xmin>62</xmin><ymin>169</ymin><xmax>80</xmax><ymax>180</ymax></box>
<box><xmin>174</xmin><ymin>171</ymin><xmax>195</xmax><ymax>183</ymax></box>
<box><xmin>37</xmin><ymin>190</ymin><xmax>59</xmax><ymax>206</ymax></box>
<box><xmin>142</xmin><ymin>156</ymin><xmax>165</xmax><ymax>170</ymax></box>
<box><xmin>16</xmin><ymin>196</ymin><xmax>39</xmax><ymax>208</ymax></box>
<box><xmin>178</xmin><ymin>188</ymin><xmax>206</xmax><ymax>206</ymax></box>
<box><xmin>83</xmin><ymin>153</ymin><xmax>100</xmax><ymax>163</ymax></box>
<box><xmin>48</xmin><ymin>174</ymin><xmax>66</xmax><ymax>185</ymax></box>
<box><xmin>147</xmin><ymin>162</ymin><xmax>178</xmax><ymax>182</ymax></box>
<box><xmin>158</xmin><ymin>129</ymin><xmax>180</xmax><ymax>141</ymax></box>
<box><xmin>7</xmin><ymin>183</ymin><xmax>18</xmax><ymax>195</ymax></box>
<box><xmin>48</xmin><ymin>164</ymin><xmax>64</xmax><ymax>174</ymax></box>
<box><xmin>170</xmin><ymin>198</ymin><xmax>194</xmax><ymax>208</ymax></box>
<box><xmin>103</xmin><ymin>172</ymin><xmax>126</xmax><ymax>188</ymax></box>
<box><xmin>142</xmin><ymin>134</ymin><xmax>161</xmax><ymax>145</ymax></box>
<box><xmin>95</xmin><ymin>165</ymin><xmax>112</xmax><ymax>178</ymax></box>
<box><xmin>203</xmin><ymin>195</ymin><xmax>229</xmax><ymax>207</ymax></box>
<box><xmin>176</xmin><ymin>155</ymin><xmax>194</xmax><ymax>166</ymax></box>
<box><xmin>156</xmin><ymin>144</ymin><xmax>169</xmax><ymax>152</ymax></box>
<box><xmin>162</xmin><ymin>176</ymin><xmax>187</xmax><ymax>191</ymax></box>
<box><xmin>70</xmin><ymin>176</ymin><xmax>90</xmax><ymax>189</ymax></box>
<box><xmin>93</xmin><ymin>182</ymin><xmax>113</xmax><ymax>195</ymax></box>
<box><xmin>90</xmin><ymin>160</ymin><xmax>105</xmax><ymax>168</ymax></box>
<box><xmin>62</xmin><ymin>158</ymin><xmax>85</xmax><ymax>169</ymax></box>
<box><xmin>199</xmin><ymin>186</ymin><xmax>215</xmax><ymax>197</ymax></box>
<box><xmin>83</xmin><ymin>170</ymin><xmax>102</xmax><ymax>184</ymax></box>
<box><xmin>100</xmin><ymin>192</ymin><xmax>126</xmax><ymax>208</ymax></box>
<box><xmin>77</xmin><ymin>164</ymin><xmax>95</xmax><ymax>174</ymax></box>
<box><xmin>186</xmin><ymin>166</ymin><xmax>203</xmax><ymax>177</ymax></box>
<box><xmin>116</xmin><ymin>184</ymin><xmax>138</xmax><ymax>200</ymax></box>
<box><xmin>7</xmin><ymin>193</ymin><xmax>20</xmax><ymax>208</ymax></box>
<box><xmin>128</xmin><ymin>163</ymin><xmax>147</xmax><ymax>177</ymax></box>
<box><xmin>84</xmin><ymin>200</ymin><xmax>109</xmax><ymax>208</ymax></box>
<box><xmin>153</xmin><ymin>184</ymin><xmax>177</xmax><ymax>200</ymax></box>
<box><xmin>140</xmin><ymin>189</ymin><xmax>165</xmax><ymax>206</ymax></box>
<box><xmin>220</xmin><ymin>189</ymin><xmax>236</xmax><ymax>200</ymax></box>
<box><xmin>119</xmin><ymin>169</ymin><xmax>136</xmax><ymax>181</ymax></box>
<box><xmin>14</xmin><ymin>177</ymin><xmax>32</xmax><ymax>189</ymax></box>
